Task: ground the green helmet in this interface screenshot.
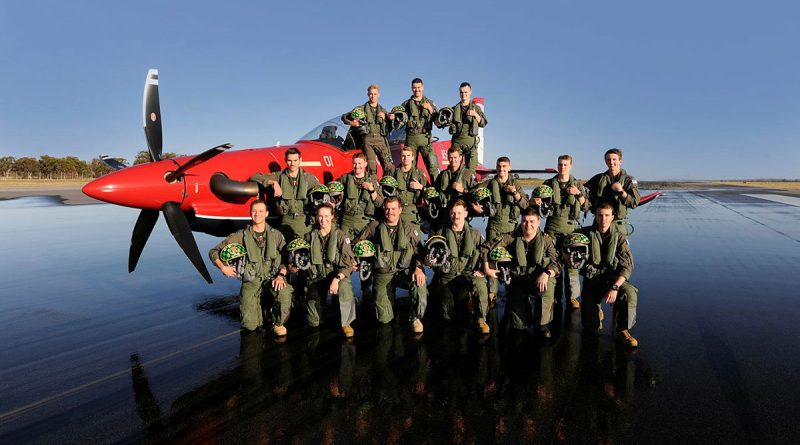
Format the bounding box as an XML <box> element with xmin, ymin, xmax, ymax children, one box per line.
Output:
<box><xmin>391</xmin><ymin>105</ymin><xmax>406</xmax><ymax>113</ymax></box>
<box><xmin>379</xmin><ymin>176</ymin><xmax>400</xmax><ymax>196</ymax></box>
<box><xmin>472</xmin><ymin>187</ymin><xmax>496</xmax><ymax>217</ymax></box>
<box><xmin>489</xmin><ymin>246</ymin><xmax>513</xmax><ymax>262</ymax></box>
<box><xmin>308</xmin><ymin>184</ymin><xmax>332</xmax><ymax>207</ymax></box>
<box><xmin>560</xmin><ymin>232</ymin><xmax>590</xmax><ymax>249</ymax></box>
<box><xmin>423</xmin><ymin>187</ymin><xmax>440</xmax><ymax>200</ymax></box>
<box><xmin>350</xmin><ymin>106</ymin><xmax>365</xmax><ymax>120</ymax></box>
<box><xmin>531</xmin><ymin>185</ymin><xmax>554</xmax><ymax>198</ymax></box>
<box><xmin>326</xmin><ymin>181</ymin><xmax>344</xmax><ymax>195</ymax></box>
<box><xmin>220</xmin><ymin>243</ymin><xmax>247</xmax><ymax>263</ymax></box>
<box><xmin>287</xmin><ymin>238</ymin><xmax>312</xmax><ymax>270</ymax></box>
<box><xmin>559</xmin><ymin>233</ymin><xmax>590</xmax><ymax>270</ymax></box>
<box><xmin>353</xmin><ymin>240</ymin><xmax>377</xmax><ymax>258</ymax></box>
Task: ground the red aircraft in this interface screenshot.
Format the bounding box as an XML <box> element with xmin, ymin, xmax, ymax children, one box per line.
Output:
<box><xmin>83</xmin><ymin>69</ymin><xmax>660</xmax><ymax>283</ymax></box>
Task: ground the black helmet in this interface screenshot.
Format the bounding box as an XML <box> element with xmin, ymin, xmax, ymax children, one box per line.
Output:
<box><xmin>434</xmin><ymin>107</ymin><xmax>453</xmax><ymax>128</ymax></box>
<box><xmin>424</xmin><ymin>235</ymin><xmax>452</xmax><ymax>273</ymax></box>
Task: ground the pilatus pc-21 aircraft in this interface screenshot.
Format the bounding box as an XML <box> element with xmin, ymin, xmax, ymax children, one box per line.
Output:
<box><xmin>83</xmin><ymin>69</ymin><xmax>661</xmax><ymax>283</ymax></box>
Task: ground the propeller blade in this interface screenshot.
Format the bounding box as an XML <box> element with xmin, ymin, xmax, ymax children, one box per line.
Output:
<box><xmin>161</xmin><ymin>202</ymin><xmax>213</xmax><ymax>283</ymax></box>
<box><xmin>129</xmin><ymin>209</ymin><xmax>160</xmax><ymax>273</ymax></box>
<box><xmin>165</xmin><ymin>143</ymin><xmax>233</xmax><ymax>182</ymax></box>
<box><xmin>100</xmin><ymin>155</ymin><xmax>127</xmax><ymax>171</ymax></box>
<box><xmin>143</xmin><ymin>69</ymin><xmax>162</xmax><ymax>162</ymax></box>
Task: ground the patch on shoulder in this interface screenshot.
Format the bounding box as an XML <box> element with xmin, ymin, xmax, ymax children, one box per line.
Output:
<box><xmin>414</xmin><ymin>230</ymin><xmax>419</xmax><ymax>237</ymax></box>
<box><xmin>631</xmin><ymin>179</ymin><xmax>638</xmax><ymax>185</ymax></box>
<box><xmin>345</xmin><ymin>238</ymin><xmax>351</xmax><ymax>244</ymax></box>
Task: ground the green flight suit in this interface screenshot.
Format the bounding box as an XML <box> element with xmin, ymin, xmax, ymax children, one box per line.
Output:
<box><xmin>542</xmin><ymin>174</ymin><xmax>589</xmax><ymax>303</ymax></box>
<box><xmin>449</xmin><ymin>102</ymin><xmax>487</xmax><ymax>170</ymax></box>
<box><xmin>478</xmin><ymin>174</ymin><xmax>529</xmax><ymax>297</ymax></box>
<box><xmin>430</xmin><ymin>224</ymin><xmax>488</xmax><ymax>322</ymax></box>
<box><xmin>301</xmin><ymin>225</ymin><xmax>356</xmax><ymax>328</ymax></box>
<box><xmin>392</xmin><ymin>165</ymin><xmax>428</xmax><ymax>227</ymax></box>
<box><xmin>250</xmin><ymin>168</ymin><xmax>320</xmax><ymax>241</ymax></box>
<box><xmin>430</xmin><ymin>165</ymin><xmax>477</xmax><ymax>230</ymax></box>
<box><xmin>357</xmin><ymin>220</ymin><xmax>427</xmax><ymax>324</ymax></box>
<box><xmin>584</xmin><ymin>168</ymin><xmax>641</xmax><ymax>235</ymax></box>
<box><xmin>342</xmin><ymin>102</ymin><xmax>395</xmax><ymax>175</ymax></box>
<box><xmin>401</xmin><ymin>96</ymin><xmax>439</xmax><ymax>181</ymax></box>
<box><xmin>488</xmin><ymin>231</ymin><xmax>561</xmax><ymax>330</ymax></box>
<box><xmin>337</xmin><ymin>172</ymin><xmax>383</xmax><ymax>238</ymax></box>
<box><xmin>578</xmin><ymin>225</ymin><xmax>638</xmax><ymax>334</ymax></box>
<box><xmin>209</xmin><ymin>225</ymin><xmax>294</xmax><ymax>331</ymax></box>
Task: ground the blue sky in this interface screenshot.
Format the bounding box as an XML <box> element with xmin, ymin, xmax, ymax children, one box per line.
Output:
<box><xmin>1</xmin><ymin>1</ymin><xmax>798</xmax><ymax>180</ymax></box>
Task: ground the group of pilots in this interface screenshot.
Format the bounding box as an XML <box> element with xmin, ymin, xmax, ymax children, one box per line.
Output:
<box><xmin>209</xmin><ymin>78</ymin><xmax>642</xmax><ymax>349</ymax></box>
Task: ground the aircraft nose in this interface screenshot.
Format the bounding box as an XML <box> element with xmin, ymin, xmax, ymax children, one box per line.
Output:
<box><xmin>82</xmin><ymin>163</ymin><xmax>184</xmax><ymax>210</ymax></box>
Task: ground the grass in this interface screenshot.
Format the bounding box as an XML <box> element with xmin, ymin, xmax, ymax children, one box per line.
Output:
<box><xmin>712</xmin><ymin>181</ymin><xmax>800</xmax><ymax>190</ymax></box>
<box><xmin>0</xmin><ymin>178</ymin><xmax>92</xmax><ymax>188</ymax></box>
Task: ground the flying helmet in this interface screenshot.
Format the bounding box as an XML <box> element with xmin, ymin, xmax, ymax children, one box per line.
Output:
<box><xmin>471</xmin><ymin>187</ymin><xmax>496</xmax><ymax>217</ymax></box>
<box><xmin>219</xmin><ymin>243</ymin><xmax>247</xmax><ymax>277</ymax></box>
<box><xmin>308</xmin><ymin>184</ymin><xmax>332</xmax><ymax>208</ymax></box>
<box><xmin>531</xmin><ymin>185</ymin><xmax>554</xmax><ymax>218</ymax></box>
<box><xmin>349</xmin><ymin>107</ymin><xmax>369</xmax><ymax>136</ymax></box>
<box><xmin>559</xmin><ymin>232</ymin><xmax>590</xmax><ymax>270</ymax></box>
<box><xmin>423</xmin><ymin>187</ymin><xmax>446</xmax><ymax>220</ymax></box>
<box><xmin>287</xmin><ymin>238</ymin><xmax>312</xmax><ymax>270</ymax></box>
<box><xmin>379</xmin><ymin>176</ymin><xmax>399</xmax><ymax>197</ymax></box>
<box><xmin>353</xmin><ymin>240</ymin><xmax>377</xmax><ymax>281</ymax></box>
<box><xmin>488</xmin><ymin>246</ymin><xmax>513</xmax><ymax>285</ymax></box>
<box><xmin>391</xmin><ymin>105</ymin><xmax>408</xmax><ymax>130</ymax></box>
<box><xmin>425</xmin><ymin>235</ymin><xmax>452</xmax><ymax>273</ymax></box>
<box><xmin>326</xmin><ymin>181</ymin><xmax>344</xmax><ymax>207</ymax></box>
<box><xmin>434</xmin><ymin>107</ymin><xmax>454</xmax><ymax>128</ymax></box>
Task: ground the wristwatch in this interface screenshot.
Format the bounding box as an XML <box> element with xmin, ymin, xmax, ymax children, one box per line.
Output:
<box><xmin>611</xmin><ymin>284</ymin><xmax>620</xmax><ymax>291</ymax></box>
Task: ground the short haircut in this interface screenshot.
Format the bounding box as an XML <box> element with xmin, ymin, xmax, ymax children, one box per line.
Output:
<box><xmin>459</xmin><ymin>82</ymin><xmax>471</xmax><ymax>90</ymax></box>
<box><xmin>594</xmin><ymin>201</ymin><xmax>616</xmax><ymax>214</ymax></box>
<box><xmin>447</xmin><ymin>146</ymin><xmax>461</xmax><ymax>155</ymax></box>
<box><xmin>352</xmin><ymin>152</ymin><xmax>367</xmax><ymax>161</ymax></box>
<box><xmin>558</xmin><ymin>154</ymin><xmax>573</xmax><ymax>163</ymax></box>
<box><xmin>285</xmin><ymin>147</ymin><xmax>301</xmax><ymax>159</ymax></box>
<box><xmin>411</xmin><ymin>78</ymin><xmax>423</xmax><ymax>85</ymax></box>
<box><xmin>605</xmin><ymin>148</ymin><xmax>623</xmax><ymax>159</ymax></box>
<box><xmin>450</xmin><ymin>198</ymin><xmax>468</xmax><ymax>210</ymax></box>
<box><xmin>250</xmin><ymin>199</ymin><xmax>268</xmax><ymax>211</ymax></box>
<box><xmin>522</xmin><ymin>206</ymin><xmax>541</xmax><ymax>218</ymax></box>
<box><xmin>384</xmin><ymin>195</ymin><xmax>403</xmax><ymax>208</ymax></box>
<box><xmin>367</xmin><ymin>84</ymin><xmax>380</xmax><ymax>93</ymax></box>
<box><xmin>401</xmin><ymin>145</ymin><xmax>415</xmax><ymax>154</ymax></box>
<box><xmin>496</xmin><ymin>156</ymin><xmax>510</xmax><ymax>165</ymax></box>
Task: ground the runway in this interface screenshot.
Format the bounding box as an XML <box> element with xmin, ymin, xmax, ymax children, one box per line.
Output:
<box><xmin>1</xmin><ymin>188</ymin><xmax>798</xmax><ymax>444</ymax></box>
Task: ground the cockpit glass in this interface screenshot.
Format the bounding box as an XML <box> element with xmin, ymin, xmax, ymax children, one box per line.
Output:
<box><xmin>297</xmin><ymin>118</ymin><xmax>350</xmax><ymax>149</ymax></box>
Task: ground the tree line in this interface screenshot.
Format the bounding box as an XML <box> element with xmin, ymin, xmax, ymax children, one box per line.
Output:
<box><xmin>0</xmin><ymin>151</ymin><xmax>181</xmax><ymax>180</ymax></box>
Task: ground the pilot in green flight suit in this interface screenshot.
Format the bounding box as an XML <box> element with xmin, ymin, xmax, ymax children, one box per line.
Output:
<box><xmin>300</xmin><ymin>203</ymin><xmax>357</xmax><ymax>338</ymax></box>
<box><xmin>341</xmin><ymin>84</ymin><xmax>395</xmax><ymax>175</ymax></box>
<box><xmin>579</xmin><ymin>202</ymin><xmax>639</xmax><ymax>347</ymax></box>
<box><xmin>209</xmin><ymin>200</ymin><xmax>294</xmax><ymax>336</ymax></box>
<box><xmin>392</xmin><ymin>145</ymin><xmax>428</xmax><ymax>227</ymax></box>
<box><xmin>484</xmin><ymin>207</ymin><xmax>561</xmax><ymax>337</ymax></box>
<box><xmin>538</xmin><ymin>155</ymin><xmax>589</xmax><ymax>310</ymax></box>
<box><xmin>356</xmin><ymin>196</ymin><xmax>428</xmax><ymax>333</ymax></box>
<box><xmin>249</xmin><ymin>147</ymin><xmax>320</xmax><ymax>241</ymax></box>
<box><xmin>448</xmin><ymin>82</ymin><xmax>487</xmax><ymax>170</ymax></box>
<box><xmin>399</xmin><ymin>78</ymin><xmax>439</xmax><ymax>181</ymax></box>
<box><xmin>336</xmin><ymin>152</ymin><xmax>384</xmax><ymax>239</ymax></box>
<box><xmin>584</xmin><ymin>148</ymin><xmax>640</xmax><ymax>236</ymax></box>
<box><xmin>427</xmin><ymin>199</ymin><xmax>490</xmax><ymax>334</ymax></box>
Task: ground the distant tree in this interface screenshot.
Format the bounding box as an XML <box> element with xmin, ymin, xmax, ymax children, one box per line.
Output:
<box><xmin>13</xmin><ymin>157</ymin><xmax>40</xmax><ymax>179</ymax></box>
<box><xmin>0</xmin><ymin>156</ymin><xmax>14</xmax><ymax>178</ymax></box>
<box><xmin>39</xmin><ymin>155</ymin><xmax>60</xmax><ymax>179</ymax></box>
<box><xmin>133</xmin><ymin>150</ymin><xmax>179</xmax><ymax>165</ymax></box>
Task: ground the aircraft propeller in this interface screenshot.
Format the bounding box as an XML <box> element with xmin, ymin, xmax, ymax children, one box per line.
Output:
<box><xmin>126</xmin><ymin>69</ymin><xmax>232</xmax><ymax>284</ymax></box>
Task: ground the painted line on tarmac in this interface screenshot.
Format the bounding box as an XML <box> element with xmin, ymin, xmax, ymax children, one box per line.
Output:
<box><xmin>742</xmin><ymin>193</ymin><xmax>800</xmax><ymax>207</ymax></box>
<box><xmin>0</xmin><ymin>329</ymin><xmax>240</xmax><ymax>423</ymax></box>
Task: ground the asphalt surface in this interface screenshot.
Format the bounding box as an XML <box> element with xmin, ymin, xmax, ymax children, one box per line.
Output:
<box><xmin>0</xmin><ymin>188</ymin><xmax>799</xmax><ymax>444</ymax></box>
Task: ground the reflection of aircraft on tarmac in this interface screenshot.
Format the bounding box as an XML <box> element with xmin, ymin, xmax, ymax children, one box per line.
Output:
<box><xmin>82</xmin><ymin>69</ymin><xmax>661</xmax><ymax>283</ymax></box>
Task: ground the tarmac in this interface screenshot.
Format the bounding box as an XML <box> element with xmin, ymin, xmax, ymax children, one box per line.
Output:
<box><xmin>0</xmin><ymin>187</ymin><xmax>799</xmax><ymax>444</ymax></box>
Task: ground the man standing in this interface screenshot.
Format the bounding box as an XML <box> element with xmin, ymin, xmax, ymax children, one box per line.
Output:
<box><xmin>584</xmin><ymin>148</ymin><xmax>640</xmax><ymax>235</ymax></box>
<box><xmin>579</xmin><ymin>202</ymin><xmax>639</xmax><ymax>347</ymax></box>
<box><xmin>428</xmin><ymin>199</ymin><xmax>490</xmax><ymax>334</ymax></box>
<box><xmin>435</xmin><ymin>147</ymin><xmax>478</xmax><ymax>204</ymax></box>
<box><xmin>250</xmin><ymin>147</ymin><xmax>320</xmax><ymax>241</ymax></box>
<box><xmin>337</xmin><ymin>153</ymin><xmax>383</xmax><ymax>239</ymax></box>
<box><xmin>392</xmin><ymin>146</ymin><xmax>428</xmax><ymax>227</ymax></box>
<box><xmin>342</xmin><ymin>84</ymin><xmax>395</xmax><ymax>175</ymax></box>
<box><xmin>209</xmin><ymin>200</ymin><xmax>293</xmax><ymax>336</ymax></box>
<box><xmin>302</xmin><ymin>203</ymin><xmax>358</xmax><ymax>338</ymax></box>
<box><xmin>399</xmin><ymin>78</ymin><xmax>439</xmax><ymax>180</ymax></box>
<box><xmin>449</xmin><ymin>82</ymin><xmax>487</xmax><ymax>170</ymax></box>
<box><xmin>356</xmin><ymin>197</ymin><xmax>428</xmax><ymax>333</ymax></box>
<box><xmin>539</xmin><ymin>155</ymin><xmax>588</xmax><ymax>310</ymax></box>
<box><xmin>484</xmin><ymin>207</ymin><xmax>561</xmax><ymax>338</ymax></box>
